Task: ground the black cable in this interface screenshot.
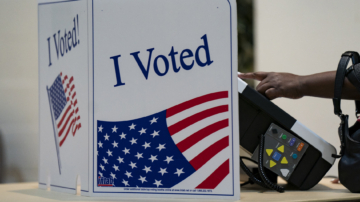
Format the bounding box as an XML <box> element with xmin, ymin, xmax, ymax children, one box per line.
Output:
<box><xmin>258</xmin><ymin>133</ymin><xmax>285</xmax><ymax>193</ymax></box>
<box><xmin>241</xmin><ymin>156</ymin><xmax>258</xmax><ymax>164</ymax></box>
<box><xmin>240</xmin><ymin>156</ymin><xmax>268</xmax><ymax>189</ymax></box>
<box><xmin>240</xmin><ymin>180</ymin><xmax>253</xmax><ymax>187</ymax></box>
<box><xmin>240</xmin><ymin>134</ymin><xmax>285</xmax><ymax>192</ymax></box>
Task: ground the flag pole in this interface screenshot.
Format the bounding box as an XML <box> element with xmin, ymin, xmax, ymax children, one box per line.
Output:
<box><xmin>47</xmin><ymin>86</ymin><xmax>62</xmax><ymax>175</ymax></box>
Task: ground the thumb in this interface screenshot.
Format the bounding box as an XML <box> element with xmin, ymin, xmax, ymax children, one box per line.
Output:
<box><xmin>238</xmin><ymin>72</ymin><xmax>268</xmax><ymax>81</ymax></box>
<box><xmin>265</xmin><ymin>88</ymin><xmax>280</xmax><ymax>100</ymax></box>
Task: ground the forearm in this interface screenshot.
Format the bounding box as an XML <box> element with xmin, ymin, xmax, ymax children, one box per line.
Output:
<box><xmin>300</xmin><ymin>71</ymin><xmax>360</xmax><ymax>100</ymax></box>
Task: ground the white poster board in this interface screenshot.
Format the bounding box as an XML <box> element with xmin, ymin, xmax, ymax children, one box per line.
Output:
<box><xmin>38</xmin><ymin>0</ymin><xmax>239</xmax><ymax>199</ymax></box>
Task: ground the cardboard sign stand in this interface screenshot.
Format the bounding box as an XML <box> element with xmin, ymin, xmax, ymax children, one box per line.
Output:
<box><xmin>38</xmin><ymin>0</ymin><xmax>239</xmax><ymax>199</ymax></box>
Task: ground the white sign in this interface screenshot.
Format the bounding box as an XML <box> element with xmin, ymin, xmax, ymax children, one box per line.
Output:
<box><xmin>38</xmin><ymin>0</ymin><xmax>239</xmax><ymax>199</ymax></box>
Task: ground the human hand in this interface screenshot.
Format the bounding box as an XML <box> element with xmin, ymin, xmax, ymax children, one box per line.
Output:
<box><xmin>238</xmin><ymin>72</ymin><xmax>304</xmax><ymax>100</ymax></box>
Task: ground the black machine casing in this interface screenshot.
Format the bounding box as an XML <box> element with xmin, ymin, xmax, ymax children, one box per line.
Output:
<box><xmin>238</xmin><ymin>78</ymin><xmax>337</xmax><ymax>190</ymax></box>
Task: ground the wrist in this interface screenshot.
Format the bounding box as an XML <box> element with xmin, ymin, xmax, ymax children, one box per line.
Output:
<box><xmin>298</xmin><ymin>75</ymin><xmax>308</xmax><ymax>97</ymax></box>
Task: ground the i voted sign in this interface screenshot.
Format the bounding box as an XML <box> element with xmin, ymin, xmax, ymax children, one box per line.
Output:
<box><xmin>38</xmin><ymin>0</ymin><xmax>239</xmax><ymax>199</ymax></box>
<box><xmin>110</xmin><ymin>34</ymin><xmax>213</xmax><ymax>87</ymax></box>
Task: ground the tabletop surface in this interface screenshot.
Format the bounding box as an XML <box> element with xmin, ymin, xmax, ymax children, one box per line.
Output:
<box><xmin>1</xmin><ymin>179</ymin><xmax>360</xmax><ymax>202</ymax></box>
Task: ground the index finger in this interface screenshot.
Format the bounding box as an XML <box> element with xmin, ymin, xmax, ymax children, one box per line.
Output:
<box><xmin>238</xmin><ymin>72</ymin><xmax>269</xmax><ymax>81</ymax></box>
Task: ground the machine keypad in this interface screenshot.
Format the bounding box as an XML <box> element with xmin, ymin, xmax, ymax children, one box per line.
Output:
<box><xmin>251</xmin><ymin>123</ymin><xmax>309</xmax><ymax>180</ymax></box>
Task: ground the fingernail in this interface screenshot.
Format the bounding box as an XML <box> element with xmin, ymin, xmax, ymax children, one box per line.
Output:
<box><xmin>331</xmin><ymin>178</ymin><xmax>340</xmax><ymax>184</ymax></box>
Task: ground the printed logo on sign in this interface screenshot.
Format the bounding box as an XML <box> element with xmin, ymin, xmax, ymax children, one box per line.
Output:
<box><xmin>97</xmin><ymin>91</ymin><xmax>230</xmax><ymax>189</ymax></box>
<box><xmin>47</xmin><ymin>72</ymin><xmax>82</xmax><ymax>174</ymax></box>
<box><xmin>98</xmin><ymin>176</ymin><xmax>115</xmax><ymax>187</ymax></box>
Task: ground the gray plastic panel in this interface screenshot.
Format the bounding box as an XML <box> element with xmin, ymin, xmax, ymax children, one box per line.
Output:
<box><xmin>252</xmin><ymin>123</ymin><xmax>309</xmax><ymax>180</ymax></box>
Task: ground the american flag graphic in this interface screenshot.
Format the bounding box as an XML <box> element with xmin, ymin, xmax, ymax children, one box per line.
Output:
<box><xmin>97</xmin><ymin>91</ymin><xmax>231</xmax><ymax>189</ymax></box>
<box><xmin>47</xmin><ymin>73</ymin><xmax>82</xmax><ymax>174</ymax></box>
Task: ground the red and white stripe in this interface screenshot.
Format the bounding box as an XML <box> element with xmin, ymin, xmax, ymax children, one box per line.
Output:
<box><xmin>166</xmin><ymin>91</ymin><xmax>231</xmax><ymax>189</ymax></box>
<box><xmin>56</xmin><ymin>73</ymin><xmax>81</xmax><ymax>147</ymax></box>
